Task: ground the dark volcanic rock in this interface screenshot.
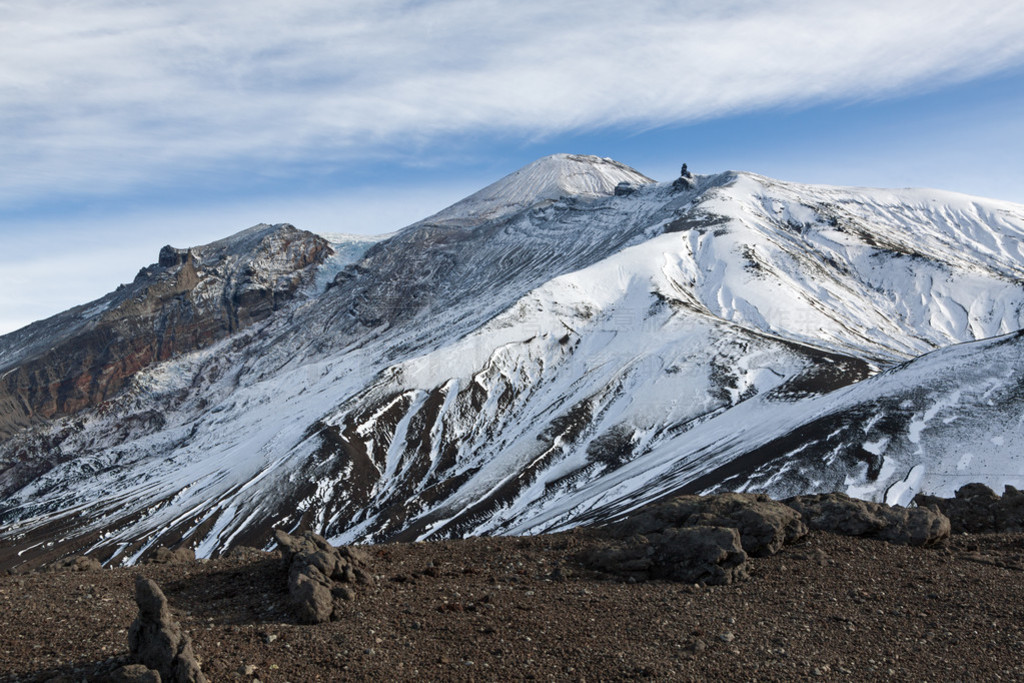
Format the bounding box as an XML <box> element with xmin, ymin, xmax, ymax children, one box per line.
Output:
<box><xmin>158</xmin><ymin>246</ymin><xmax>191</xmax><ymax>268</ymax></box>
<box><xmin>579</xmin><ymin>492</ymin><xmax>806</xmax><ymax>584</ymax></box>
<box><xmin>673</xmin><ymin>176</ymin><xmax>695</xmax><ymax>191</ymax></box>
<box><xmin>581</xmin><ymin>525</ymin><xmax>748</xmax><ymax>585</ymax></box>
<box><xmin>914</xmin><ymin>483</ymin><xmax>1024</xmax><ymax>533</ymax></box>
<box><xmin>786</xmin><ymin>492</ymin><xmax>950</xmax><ymax>546</ymax></box>
<box><xmin>149</xmin><ymin>547</ymin><xmax>196</xmax><ymax>565</ymax></box>
<box><xmin>128</xmin><ymin>576</ymin><xmax>206</xmax><ymax>683</ymax></box>
<box><xmin>614</xmin><ymin>181</ymin><xmax>637</xmax><ymax>196</ymax></box>
<box><xmin>606</xmin><ymin>492</ymin><xmax>808</xmax><ymax>557</ymax></box>
<box><xmin>43</xmin><ymin>555</ymin><xmax>103</xmax><ymax>572</ymax></box>
<box><xmin>274</xmin><ymin>529</ymin><xmax>373</xmax><ymax>624</ymax></box>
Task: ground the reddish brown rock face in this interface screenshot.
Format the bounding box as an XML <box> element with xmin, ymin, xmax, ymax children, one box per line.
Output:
<box><xmin>0</xmin><ymin>224</ymin><xmax>331</xmax><ymax>441</ymax></box>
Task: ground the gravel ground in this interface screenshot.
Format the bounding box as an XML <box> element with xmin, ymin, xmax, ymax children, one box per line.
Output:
<box><xmin>2</xmin><ymin>530</ymin><xmax>1024</xmax><ymax>682</ymax></box>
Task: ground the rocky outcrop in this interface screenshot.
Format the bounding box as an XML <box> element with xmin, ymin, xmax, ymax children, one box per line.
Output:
<box><xmin>0</xmin><ymin>224</ymin><xmax>331</xmax><ymax>475</ymax></box>
<box><xmin>785</xmin><ymin>492</ymin><xmax>950</xmax><ymax>546</ymax></box>
<box><xmin>43</xmin><ymin>555</ymin><xmax>103</xmax><ymax>572</ymax></box>
<box><xmin>614</xmin><ymin>181</ymin><xmax>637</xmax><ymax>196</ymax></box>
<box><xmin>673</xmin><ymin>175</ymin><xmax>695</xmax><ymax>191</ymax></box>
<box><xmin>579</xmin><ymin>493</ymin><xmax>807</xmax><ymax>584</ymax></box>
<box><xmin>127</xmin><ymin>576</ymin><xmax>206</xmax><ymax>683</ymax></box>
<box><xmin>581</xmin><ymin>525</ymin><xmax>748</xmax><ymax>585</ymax></box>
<box><xmin>274</xmin><ymin>529</ymin><xmax>373</xmax><ymax>624</ymax></box>
<box><xmin>149</xmin><ymin>547</ymin><xmax>196</xmax><ymax>565</ymax></box>
<box><xmin>914</xmin><ymin>483</ymin><xmax>1024</xmax><ymax>533</ymax></box>
<box><xmin>158</xmin><ymin>246</ymin><xmax>191</xmax><ymax>268</ymax></box>
<box><xmin>605</xmin><ymin>492</ymin><xmax>808</xmax><ymax>557</ymax></box>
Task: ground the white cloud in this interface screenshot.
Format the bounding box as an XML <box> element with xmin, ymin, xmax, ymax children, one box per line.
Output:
<box><xmin>2</xmin><ymin>0</ymin><xmax>1024</xmax><ymax>203</ymax></box>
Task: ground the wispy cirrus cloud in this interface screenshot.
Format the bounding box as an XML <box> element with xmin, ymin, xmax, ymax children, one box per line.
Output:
<box><xmin>2</xmin><ymin>0</ymin><xmax>1024</xmax><ymax>204</ymax></box>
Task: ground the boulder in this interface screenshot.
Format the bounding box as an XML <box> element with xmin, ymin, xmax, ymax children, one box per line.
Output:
<box><xmin>579</xmin><ymin>492</ymin><xmax>803</xmax><ymax>584</ymax></box>
<box><xmin>274</xmin><ymin>529</ymin><xmax>373</xmax><ymax>624</ymax></box>
<box><xmin>158</xmin><ymin>246</ymin><xmax>191</xmax><ymax>268</ymax></box>
<box><xmin>995</xmin><ymin>485</ymin><xmax>1024</xmax><ymax>532</ymax></box>
<box><xmin>149</xmin><ymin>547</ymin><xmax>195</xmax><ymax>565</ymax></box>
<box><xmin>606</xmin><ymin>492</ymin><xmax>807</xmax><ymax>557</ymax></box>
<box><xmin>288</xmin><ymin>564</ymin><xmax>334</xmax><ymax>625</ymax></box>
<box><xmin>786</xmin><ymin>492</ymin><xmax>949</xmax><ymax>546</ymax></box>
<box><xmin>879</xmin><ymin>506</ymin><xmax>950</xmax><ymax>546</ymax></box>
<box><xmin>128</xmin><ymin>576</ymin><xmax>206</xmax><ymax>683</ymax></box>
<box><xmin>580</xmin><ymin>526</ymin><xmax>748</xmax><ymax>585</ymax></box>
<box><xmin>914</xmin><ymin>483</ymin><xmax>1024</xmax><ymax>533</ymax></box>
<box><xmin>44</xmin><ymin>555</ymin><xmax>103</xmax><ymax>572</ymax></box>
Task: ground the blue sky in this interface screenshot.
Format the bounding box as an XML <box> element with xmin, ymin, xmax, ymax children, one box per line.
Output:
<box><xmin>3</xmin><ymin>0</ymin><xmax>1024</xmax><ymax>334</ymax></box>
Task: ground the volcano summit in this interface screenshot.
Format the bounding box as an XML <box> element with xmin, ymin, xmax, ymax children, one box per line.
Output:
<box><xmin>3</xmin><ymin>154</ymin><xmax>1024</xmax><ymax>571</ymax></box>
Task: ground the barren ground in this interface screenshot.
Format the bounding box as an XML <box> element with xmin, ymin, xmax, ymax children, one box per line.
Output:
<box><xmin>2</xmin><ymin>530</ymin><xmax>1024</xmax><ymax>682</ymax></box>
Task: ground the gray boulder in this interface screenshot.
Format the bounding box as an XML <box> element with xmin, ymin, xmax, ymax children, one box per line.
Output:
<box><xmin>44</xmin><ymin>555</ymin><xmax>103</xmax><ymax>572</ymax></box>
<box><xmin>274</xmin><ymin>529</ymin><xmax>373</xmax><ymax>624</ymax></box>
<box><xmin>914</xmin><ymin>483</ymin><xmax>1024</xmax><ymax>533</ymax></box>
<box><xmin>995</xmin><ymin>485</ymin><xmax>1024</xmax><ymax>531</ymax></box>
<box><xmin>289</xmin><ymin>563</ymin><xmax>334</xmax><ymax>624</ymax></box>
<box><xmin>149</xmin><ymin>546</ymin><xmax>195</xmax><ymax>565</ymax></box>
<box><xmin>581</xmin><ymin>526</ymin><xmax>748</xmax><ymax>585</ymax></box>
<box><xmin>786</xmin><ymin>492</ymin><xmax>949</xmax><ymax>546</ymax></box>
<box><xmin>128</xmin><ymin>576</ymin><xmax>206</xmax><ymax>683</ymax></box>
<box><xmin>607</xmin><ymin>492</ymin><xmax>807</xmax><ymax>557</ymax></box>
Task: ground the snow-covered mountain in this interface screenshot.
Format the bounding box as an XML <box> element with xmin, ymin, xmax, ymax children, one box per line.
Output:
<box><xmin>2</xmin><ymin>153</ymin><xmax>1024</xmax><ymax>570</ymax></box>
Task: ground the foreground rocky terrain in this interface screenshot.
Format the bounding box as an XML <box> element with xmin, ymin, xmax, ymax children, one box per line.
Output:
<box><xmin>2</xmin><ymin>490</ymin><xmax>1024</xmax><ymax>681</ymax></box>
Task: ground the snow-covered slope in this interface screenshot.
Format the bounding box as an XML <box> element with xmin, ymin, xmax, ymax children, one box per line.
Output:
<box><xmin>507</xmin><ymin>329</ymin><xmax>1024</xmax><ymax>536</ymax></box>
<box><xmin>422</xmin><ymin>153</ymin><xmax>655</xmax><ymax>226</ymax></box>
<box><xmin>2</xmin><ymin>154</ymin><xmax>1024</xmax><ymax>570</ymax></box>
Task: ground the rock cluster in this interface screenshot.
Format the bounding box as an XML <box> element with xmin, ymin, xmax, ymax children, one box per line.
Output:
<box><xmin>608</xmin><ymin>493</ymin><xmax>808</xmax><ymax>557</ymax></box>
<box><xmin>274</xmin><ymin>529</ymin><xmax>373</xmax><ymax>624</ymax></box>
<box><xmin>582</xmin><ymin>525</ymin><xmax>748</xmax><ymax>585</ymax></box>
<box><xmin>785</xmin><ymin>492</ymin><xmax>950</xmax><ymax>546</ymax></box>
<box><xmin>915</xmin><ymin>483</ymin><xmax>1024</xmax><ymax>533</ymax></box>
<box><xmin>580</xmin><ymin>493</ymin><xmax>807</xmax><ymax>585</ymax></box>
<box><xmin>158</xmin><ymin>246</ymin><xmax>191</xmax><ymax>268</ymax></box>
<box><xmin>126</xmin><ymin>576</ymin><xmax>206</xmax><ymax>683</ymax></box>
<box><xmin>580</xmin><ymin>490</ymin><xmax>955</xmax><ymax>584</ymax></box>
<box><xmin>148</xmin><ymin>546</ymin><xmax>196</xmax><ymax>565</ymax></box>
<box><xmin>44</xmin><ymin>555</ymin><xmax>103</xmax><ymax>572</ymax></box>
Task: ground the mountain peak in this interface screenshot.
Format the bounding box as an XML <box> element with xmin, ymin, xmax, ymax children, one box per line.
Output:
<box><xmin>423</xmin><ymin>153</ymin><xmax>654</xmax><ymax>227</ymax></box>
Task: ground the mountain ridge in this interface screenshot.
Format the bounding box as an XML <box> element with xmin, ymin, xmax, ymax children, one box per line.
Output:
<box><xmin>2</xmin><ymin>155</ymin><xmax>1024</xmax><ymax>571</ymax></box>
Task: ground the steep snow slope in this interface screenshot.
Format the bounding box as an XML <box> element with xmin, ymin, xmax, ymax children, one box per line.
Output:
<box><xmin>506</xmin><ymin>329</ymin><xmax>1024</xmax><ymax>536</ymax></box>
<box><xmin>2</xmin><ymin>155</ymin><xmax>1024</xmax><ymax>570</ymax></box>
